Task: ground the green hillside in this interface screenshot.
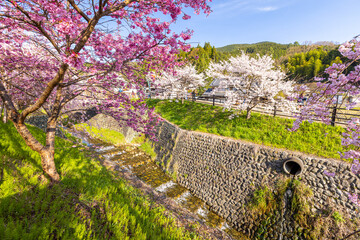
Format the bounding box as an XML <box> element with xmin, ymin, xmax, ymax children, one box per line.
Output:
<box><xmin>216</xmin><ymin>41</ymin><xmax>291</xmax><ymax>59</ymax></box>
<box><xmin>178</xmin><ymin>41</ymin><xmax>341</xmax><ymax>83</ymax></box>
<box><xmin>215</xmin><ymin>41</ymin><xmax>342</xmax><ymax>82</ymax></box>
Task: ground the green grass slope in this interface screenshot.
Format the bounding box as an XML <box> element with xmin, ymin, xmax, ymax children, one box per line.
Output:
<box><xmin>148</xmin><ymin>100</ymin><xmax>345</xmax><ymax>160</ymax></box>
<box><xmin>0</xmin><ymin>120</ymin><xmax>201</xmax><ymax>240</ymax></box>
<box><xmin>74</xmin><ymin>123</ymin><xmax>157</xmax><ymax>160</ymax></box>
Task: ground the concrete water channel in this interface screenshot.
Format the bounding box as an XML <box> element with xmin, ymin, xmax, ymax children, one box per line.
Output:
<box><xmin>72</xmin><ymin>131</ymin><xmax>245</xmax><ymax>239</ymax></box>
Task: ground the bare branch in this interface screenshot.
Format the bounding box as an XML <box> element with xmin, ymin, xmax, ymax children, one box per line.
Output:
<box><xmin>5</xmin><ymin>1</ymin><xmax>61</xmax><ymax>54</ymax></box>
<box><xmin>0</xmin><ymin>79</ymin><xmax>18</xmax><ymax>117</ymax></box>
<box><xmin>103</xmin><ymin>0</ymin><xmax>137</xmax><ymax>15</ymax></box>
<box><xmin>20</xmin><ymin>63</ymin><xmax>69</xmax><ymax>123</ymax></box>
<box><xmin>340</xmin><ymin>229</ymin><xmax>360</xmax><ymax>240</ymax></box>
<box><xmin>67</xmin><ymin>0</ymin><xmax>90</xmax><ymax>22</ymax></box>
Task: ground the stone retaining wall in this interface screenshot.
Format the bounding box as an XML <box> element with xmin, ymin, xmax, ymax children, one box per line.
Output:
<box><xmin>25</xmin><ymin>115</ymin><xmax>65</xmax><ymax>138</ymax></box>
<box><xmin>87</xmin><ymin>114</ymin><xmax>138</xmax><ymax>142</ymax></box>
<box><xmin>152</xmin><ymin>120</ymin><xmax>360</xmax><ymax>239</ymax></box>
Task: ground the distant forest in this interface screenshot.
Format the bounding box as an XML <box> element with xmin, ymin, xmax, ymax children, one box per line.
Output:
<box><xmin>217</xmin><ymin>41</ymin><xmax>292</xmax><ymax>59</ymax></box>
<box><xmin>180</xmin><ymin>41</ymin><xmax>345</xmax><ymax>83</ymax></box>
<box><xmin>178</xmin><ymin>42</ymin><xmax>228</xmax><ymax>73</ymax></box>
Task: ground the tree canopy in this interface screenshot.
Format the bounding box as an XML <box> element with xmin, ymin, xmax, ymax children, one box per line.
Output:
<box><xmin>178</xmin><ymin>42</ymin><xmax>228</xmax><ymax>73</ymax></box>
<box><xmin>292</xmin><ymin>38</ymin><xmax>360</xmax><ymax>207</ymax></box>
<box><xmin>285</xmin><ymin>47</ymin><xmax>343</xmax><ymax>82</ymax></box>
<box><xmin>0</xmin><ymin>0</ymin><xmax>212</xmax><ymax>181</ymax></box>
<box><xmin>207</xmin><ymin>53</ymin><xmax>296</xmax><ymax>119</ymax></box>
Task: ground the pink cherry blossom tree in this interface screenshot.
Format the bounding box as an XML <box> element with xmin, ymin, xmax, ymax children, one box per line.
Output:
<box><xmin>292</xmin><ymin>38</ymin><xmax>360</xmax><ymax>208</ymax></box>
<box><xmin>151</xmin><ymin>64</ymin><xmax>205</xmax><ymax>101</ymax></box>
<box><xmin>207</xmin><ymin>53</ymin><xmax>296</xmax><ymax>119</ymax></box>
<box><xmin>0</xmin><ymin>0</ymin><xmax>212</xmax><ymax>181</ymax></box>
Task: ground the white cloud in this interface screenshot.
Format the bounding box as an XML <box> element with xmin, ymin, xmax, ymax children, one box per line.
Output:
<box><xmin>213</xmin><ymin>0</ymin><xmax>249</xmax><ymax>11</ymax></box>
<box><xmin>257</xmin><ymin>6</ymin><xmax>278</xmax><ymax>12</ymax></box>
<box><xmin>211</xmin><ymin>0</ymin><xmax>296</xmax><ymax>16</ymax></box>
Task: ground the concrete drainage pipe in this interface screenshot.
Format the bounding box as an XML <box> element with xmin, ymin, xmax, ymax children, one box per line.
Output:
<box><xmin>283</xmin><ymin>157</ymin><xmax>304</xmax><ymax>176</ymax></box>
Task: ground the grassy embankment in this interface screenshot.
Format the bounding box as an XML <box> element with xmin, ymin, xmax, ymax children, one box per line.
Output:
<box><xmin>148</xmin><ymin>100</ymin><xmax>345</xmax><ymax>160</ymax></box>
<box><xmin>0</xmin><ymin>120</ymin><xmax>200</xmax><ymax>239</ymax></box>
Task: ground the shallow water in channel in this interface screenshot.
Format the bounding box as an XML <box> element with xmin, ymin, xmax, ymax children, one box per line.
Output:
<box><xmin>72</xmin><ymin>131</ymin><xmax>245</xmax><ymax>239</ymax></box>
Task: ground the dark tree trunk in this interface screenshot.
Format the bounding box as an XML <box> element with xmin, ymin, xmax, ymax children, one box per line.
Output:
<box><xmin>40</xmin><ymin>149</ymin><xmax>60</xmax><ymax>181</ymax></box>
<box><xmin>2</xmin><ymin>106</ymin><xmax>7</xmax><ymax>123</ymax></box>
<box><xmin>246</xmin><ymin>108</ymin><xmax>251</xmax><ymax>119</ymax></box>
<box><xmin>0</xmin><ymin>102</ymin><xmax>3</xmax><ymax>121</ymax></box>
<box><xmin>331</xmin><ymin>105</ymin><xmax>337</xmax><ymax>126</ymax></box>
<box><xmin>42</xmin><ymin>86</ymin><xmax>63</xmax><ymax>182</ymax></box>
<box><xmin>13</xmin><ymin>121</ymin><xmax>60</xmax><ymax>182</ymax></box>
<box><xmin>273</xmin><ymin>105</ymin><xmax>277</xmax><ymax>117</ymax></box>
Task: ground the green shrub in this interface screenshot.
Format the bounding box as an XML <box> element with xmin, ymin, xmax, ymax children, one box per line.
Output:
<box><xmin>332</xmin><ymin>211</ymin><xmax>345</xmax><ymax>224</ymax></box>
<box><xmin>249</xmin><ymin>186</ymin><xmax>275</xmax><ymax>215</ymax></box>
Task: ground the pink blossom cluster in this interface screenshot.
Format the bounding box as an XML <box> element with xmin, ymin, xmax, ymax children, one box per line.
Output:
<box><xmin>348</xmin><ymin>160</ymin><xmax>360</xmax><ymax>206</ymax></box>
<box><xmin>348</xmin><ymin>192</ymin><xmax>360</xmax><ymax>207</ymax></box>
<box><xmin>293</xmin><ymin>38</ymin><xmax>360</xmax><ymax>207</ymax></box>
<box><xmin>0</xmin><ymin>0</ymin><xmax>212</xmax><ymax>140</ymax></box>
<box><xmin>324</xmin><ymin>170</ymin><xmax>336</xmax><ymax>177</ymax></box>
<box><xmin>351</xmin><ymin>159</ymin><xmax>360</xmax><ymax>174</ymax></box>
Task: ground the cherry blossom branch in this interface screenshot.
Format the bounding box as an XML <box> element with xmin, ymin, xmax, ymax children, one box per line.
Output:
<box><xmin>20</xmin><ymin>63</ymin><xmax>69</xmax><ymax>123</ymax></box>
<box><xmin>67</xmin><ymin>0</ymin><xmax>90</xmax><ymax>22</ymax></box>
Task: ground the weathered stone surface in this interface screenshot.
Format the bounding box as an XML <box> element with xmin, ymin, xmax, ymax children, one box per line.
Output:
<box><xmin>25</xmin><ymin>115</ymin><xmax>65</xmax><ymax>138</ymax></box>
<box><xmin>152</xmin><ymin>120</ymin><xmax>360</xmax><ymax>239</ymax></box>
<box><xmin>87</xmin><ymin>114</ymin><xmax>122</xmax><ymax>131</ymax></box>
<box><xmin>87</xmin><ymin>114</ymin><xmax>138</xmax><ymax>142</ymax></box>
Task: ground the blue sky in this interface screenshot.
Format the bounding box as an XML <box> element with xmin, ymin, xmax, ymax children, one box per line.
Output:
<box><xmin>172</xmin><ymin>0</ymin><xmax>360</xmax><ymax>47</ymax></box>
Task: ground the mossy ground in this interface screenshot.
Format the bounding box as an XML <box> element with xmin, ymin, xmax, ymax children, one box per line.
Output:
<box><xmin>74</xmin><ymin>123</ymin><xmax>126</xmax><ymax>146</ymax></box>
<box><xmin>248</xmin><ymin>178</ymin><xmax>358</xmax><ymax>240</ymax></box>
<box><xmin>74</xmin><ymin>123</ymin><xmax>156</xmax><ymax>160</ymax></box>
<box><xmin>0</xmin><ymin>120</ymin><xmax>201</xmax><ymax>240</ymax></box>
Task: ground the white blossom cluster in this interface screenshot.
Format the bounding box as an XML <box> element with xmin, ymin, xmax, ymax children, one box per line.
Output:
<box><xmin>150</xmin><ymin>65</ymin><xmax>205</xmax><ymax>99</ymax></box>
<box><xmin>207</xmin><ymin>53</ymin><xmax>297</xmax><ymax>118</ymax></box>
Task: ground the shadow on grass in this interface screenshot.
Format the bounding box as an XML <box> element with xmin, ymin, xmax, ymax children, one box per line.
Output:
<box><xmin>0</xmin><ymin>122</ymin><xmax>44</xmax><ymax>172</ymax></box>
<box><xmin>0</xmin><ymin>155</ymin><xmax>196</xmax><ymax>240</ymax></box>
<box><xmin>0</xmin><ymin>121</ymin><xmax>198</xmax><ymax>240</ymax></box>
<box><xmin>1</xmin><ymin>158</ymin><xmax>194</xmax><ymax>239</ymax></box>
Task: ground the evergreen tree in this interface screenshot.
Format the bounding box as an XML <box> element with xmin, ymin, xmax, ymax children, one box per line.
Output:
<box><xmin>178</xmin><ymin>42</ymin><xmax>226</xmax><ymax>73</ymax></box>
<box><xmin>285</xmin><ymin>47</ymin><xmax>342</xmax><ymax>82</ymax></box>
<box><xmin>313</xmin><ymin>59</ymin><xmax>322</xmax><ymax>77</ymax></box>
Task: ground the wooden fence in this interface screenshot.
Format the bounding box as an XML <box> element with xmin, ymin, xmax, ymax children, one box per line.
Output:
<box><xmin>190</xmin><ymin>95</ymin><xmax>360</xmax><ymax>127</ymax></box>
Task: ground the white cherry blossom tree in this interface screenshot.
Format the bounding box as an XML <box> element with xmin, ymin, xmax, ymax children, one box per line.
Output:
<box><xmin>207</xmin><ymin>53</ymin><xmax>297</xmax><ymax>119</ymax></box>
<box><xmin>152</xmin><ymin>65</ymin><xmax>205</xmax><ymax>101</ymax></box>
